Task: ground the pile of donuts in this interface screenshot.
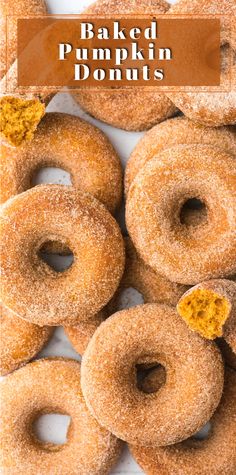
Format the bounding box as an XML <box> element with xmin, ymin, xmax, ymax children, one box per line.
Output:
<box><xmin>1</xmin><ymin>0</ymin><xmax>236</xmax><ymax>145</ymax></box>
<box><xmin>1</xmin><ymin>0</ymin><xmax>236</xmax><ymax>474</ymax></box>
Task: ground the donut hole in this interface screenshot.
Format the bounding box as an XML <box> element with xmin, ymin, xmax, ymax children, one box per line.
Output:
<box><xmin>32</xmin><ymin>413</ymin><xmax>71</xmax><ymax>449</ymax></box>
<box><xmin>136</xmin><ymin>364</ymin><xmax>166</xmax><ymax>394</ymax></box>
<box><xmin>177</xmin><ymin>289</ymin><xmax>230</xmax><ymax>339</ymax></box>
<box><xmin>38</xmin><ymin>240</ymin><xmax>74</xmax><ymax>272</ymax></box>
<box><xmin>179</xmin><ymin>198</ymin><xmax>207</xmax><ymax>227</ymax></box>
<box><xmin>191</xmin><ymin>421</ymin><xmax>212</xmax><ymax>441</ymax></box>
<box><xmin>115</xmin><ymin>287</ymin><xmax>144</xmax><ymax>310</ymax></box>
<box><xmin>31</xmin><ymin>167</ymin><xmax>72</xmax><ymax>187</ymax></box>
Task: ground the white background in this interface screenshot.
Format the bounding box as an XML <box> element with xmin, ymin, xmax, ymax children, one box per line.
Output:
<box><xmin>46</xmin><ymin>0</ymin><xmax>177</xmax><ymax>14</ymax></box>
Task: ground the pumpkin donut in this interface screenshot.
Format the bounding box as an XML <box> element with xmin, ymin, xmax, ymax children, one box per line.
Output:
<box><xmin>126</xmin><ymin>144</ymin><xmax>236</xmax><ymax>285</ymax></box>
<box><xmin>0</xmin><ymin>112</ymin><xmax>123</xmax><ymax>214</ymax></box>
<box><xmin>0</xmin><ymin>0</ymin><xmax>47</xmax><ymax>79</ymax></box>
<box><xmin>0</xmin><ymin>358</ymin><xmax>122</xmax><ymax>474</ymax></box>
<box><xmin>177</xmin><ymin>279</ymin><xmax>236</xmax><ymax>352</ymax></box>
<box><xmin>125</xmin><ymin>117</ymin><xmax>236</xmax><ymax>193</ymax></box>
<box><xmin>0</xmin><ymin>185</ymin><xmax>125</xmax><ymax>326</ymax></box>
<box><xmin>166</xmin><ymin>0</ymin><xmax>236</xmax><ymax>127</ymax></box>
<box><xmin>0</xmin><ymin>304</ymin><xmax>53</xmax><ymax>376</ymax></box>
<box><xmin>130</xmin><ymin>367</ymin><xmax>236</xmax><ymax>475</ymax></box>
<box><xmin>73</xmin><ymin>0</ymin><xmax>177</xmax><ymax>131</ymax></box>
<box><xmin>81</xmin><ymin>304</ymin><xmax>224</xmax><ymax>447</ymax></box>
<box><xmin>65</xmin><ymin>237</ymin><xmax>188</xmax><ymax>354</ymax></box>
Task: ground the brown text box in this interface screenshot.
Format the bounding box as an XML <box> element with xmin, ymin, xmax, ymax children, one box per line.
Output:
<box><xmin>16</xmin><ymin>16</ymin><xmax>221</xmax><ymax>90</ymax></box>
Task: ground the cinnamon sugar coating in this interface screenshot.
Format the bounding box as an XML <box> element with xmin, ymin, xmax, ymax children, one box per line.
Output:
<box><xmin>0</xmin><ymin>358</ymin><xmax>122</xmax><ymax>474</ymax></box>
<box><xmin>177</xmin><ymin>279</ymin><xmax>236</xmax><ymax>352</ymax></box>
<box><xmin>217</xmin><ymin>339</ymin><xmax>236</xmax><ymax>370</ymax></box>
<box><xmin>0</xmin><ymin>304</ymin><xmax>53</xmax><ymax>376</ymax></box>
<box><xmin>167</xmin><ymin>0</ymin><xmax>236</xmax><ymax>127</ymax></box>
<box><xmin>108</xmin><ymin>237</ymin><xmax>189</xmax><ymax>310</ymax></box>
<box><xmin>130</xmin><ymin>368</ymin><xmax>236</xmax><ymax>475</ymax></box>
<box><xmin>0</xmin><ymin>0</ymin><xmax>47</xmax><ymax>79</ymax></box>
<box><xmin>0</xmin><ymin>185</ymin><xmax>125</xmax><ymax>326</ymax></box>
<box><xmin>81</xmin><ymin>304</ymin><xmax>224</xmax><ymax>447</ymax></box>
<box><xmin>126</xmin><ymin>144</ymin><xmax>236</xmax><ymax>284</ymax></box>
<box><xmin>65</xmin><ymin>237</ymin><xmax>188</xmax><ymax>354</ymax></box>
<box><xmin>125</xmin><ymin>117</ymin><xmax>236</xmax><ymax>193</ymax></box>
<box><xmin>73</xmin><ymin>0</ymin><xmax>177</xmax><ymax>131</ymax></box>
<box><xmin>0</xmin><ymin>112</ymin><xmax>123</xmax><ymax>214</ymax></box>
<box><xmin>65</xmin><ymin>310</ymin><xmax>107</xmax><ymax>356</ymax></box>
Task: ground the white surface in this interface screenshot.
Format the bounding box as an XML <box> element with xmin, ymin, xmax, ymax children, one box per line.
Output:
<box><xmin>5</xmin><ymin>1</ymin><xmax>208</xmax><ymax>474</ymax></box>
<box><xmin>46</xmin><ymin>0</ymin><xmax>177</xmax><ymax>14</ymax></box>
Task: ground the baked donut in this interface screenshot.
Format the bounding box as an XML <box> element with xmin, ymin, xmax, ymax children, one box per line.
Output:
<box><xmin>0</xmin><ymin>0</ymin><xmax>47</xmax><ymax>79</ymax></box>
<box><xmin>125</xmin><ymin>117</ymin><xmax>236</xmax><ymax>193</ymax></box>
<box><xmin>0</xmin><ymin>358</ymin><xmax>122</xmax><ymax>474</ymax></box>
<box><xmin>73</xmin><ymin>0</ymin><xmax>177</xmax><ymax>131</ymax></box>
<box><xmin>130</xmin><ymin>367</ymin><xmax>236</xmax><ymax>475</ymax></box>
<box><xmin>126</xmin><ymin>144</ymin><xmax>236</xmax><ymax>285</ymax></box>
<box><xmin>81</xmin><ymin>303</ymin><xmax>224</xmax><ymax>447</ymax></box>
<box><xmin>177</xmin><ymin>279</ymin><xmax>236</xmax><ymax>352</ymax></box>
<box><xmin>166</xmin><ymin>0</ymin><xmax>236</xmax><ymax>127</ymax></box>
<box><xmin>0</xmin><ymin>304</ymin><xmax>53</xmax><ymax>376</ymax></box>
<box><xmin>0</xmin><ymin>185</ymin><xmax>125</xmax><ymax>326</ymax></box>
<box><xmin>0</xmin><ymin>112</ymin><xmax>123</xmax><ymax>214</ymax></box>
<box><xmin>65</xmin><ymin>237</ymin><xmax>188</xmax><ymax>354</ymax></box>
